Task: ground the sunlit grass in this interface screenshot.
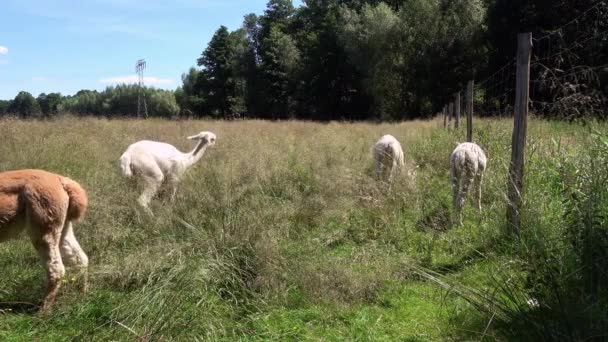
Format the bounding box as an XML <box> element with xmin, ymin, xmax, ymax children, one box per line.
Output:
<box><xmin>0</xmin><ymin>116</ymin><xmax>603</xmax><ymax>340</ymax></box>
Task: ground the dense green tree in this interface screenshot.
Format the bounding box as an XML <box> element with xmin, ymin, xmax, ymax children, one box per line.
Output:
<box><xmin>219</xmin><ymin>28</ymin><xmax>250</xmax><ymax>117</ymax></box>
<box><xmin>260</xmin><ymin>0</ymin><xmax>295</xmax><ymax>37</ymax></box>
<box><xmin>175</xmin><ymin>67</ymin><xmax>206</xmax><ymax>116</ymax></box>
<box><xmin>241</xmin><ymin>14</ymin><xmax>263</xmax><ymax>116</ymax></box>
<box><xmin>339</xmin><ymin>3</ymin><xmax>403</xmax><ymax>119</ymax></box>
<box><xmin>291</xmin><ymin>0</ymin><xmax>370</xmax><ymax>120</ymax></box>
<box><xmin>5</xmin><ymin>0</ymin><xmax>605</xmax><ymax>120</ymax></box>
<box><xmin>194</xmin><ymin>25</ymin><xmax>253</xmax><ymax>118</ymax></box>
<box><xmin>100</xmin><ymin>85</ymin><xmax>137</xmax><ymax>115</ymax></box>
<box><xmin>256</xmin><ymin>0</ymin><xmax>301</xmax><ymax>119</ymax></box>
<box><xmin>37</xmin><ymin>92</ymin><xmax>63</xmax><ymax>116</ymax></box>
<box><xmin>404</xmin><ymin>0</ymin><xmax>488</xmax><ymax>114</ymax></box>
<box><xmin>149</xmin><ymin>89</ymin><xmax>180</xmax><ymax>118</ymax></box>
<box><xmin>197</xmin><ymin>26</ymin><xmax>234</xmax><ymax>117</ymax></box>
<box><xmin>60</xmin><ymin>90</ymin><xmax>102</xmax><ymax>115</ymax></box>
<box><xmin>259</xmin><ymin>26</ymin><xmax>301</xmax><ymax>118</ymax></box>
<box><xmin>8</xmin><ymin>91</ymin><xmax>42</xmax><ymax>118</ymax></box>
<box><xmin>58</xmin><ymin>85</ymin><xmax>179</xmax><ymax>118</ymax></box>
<box><xmin>338</xmin><ymin>0</ymin><xmax>487</xmax><ymax>118</ymax></box>
<box><xmin>0</xmin><ymin>100</ymin><xmax>11</xmax><ymax>115</ymax></box>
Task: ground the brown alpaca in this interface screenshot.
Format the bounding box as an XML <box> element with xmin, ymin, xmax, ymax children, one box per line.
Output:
<box><xmin>0</xmin><ymin>169</ymin><xmax>89</xmax><ymax>312</ymax></box>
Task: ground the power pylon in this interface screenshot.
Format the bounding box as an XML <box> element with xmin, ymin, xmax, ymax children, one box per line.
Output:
<box><xmin>135</xmin><ymin>59</ymin><xmax>148</xmax><ymax>118</ymax></box>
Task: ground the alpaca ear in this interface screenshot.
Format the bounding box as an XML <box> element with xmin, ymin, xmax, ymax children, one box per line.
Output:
<box><xmin>187</xmin><ymin>134</ymin><xmax>201</xmax><ymax>140</ymax></box>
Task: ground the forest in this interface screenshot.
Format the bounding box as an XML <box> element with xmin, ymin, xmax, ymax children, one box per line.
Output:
<box><xmin>1</xmin><ymin>0</ymin><xmax>606</xmax><ymax>120</ymax></box>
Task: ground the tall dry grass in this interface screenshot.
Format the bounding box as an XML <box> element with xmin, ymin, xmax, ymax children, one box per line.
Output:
<box><xmin>0</xmin><ymin>116</ymin><xmax>604</xmax><ymax>340</ymax></box>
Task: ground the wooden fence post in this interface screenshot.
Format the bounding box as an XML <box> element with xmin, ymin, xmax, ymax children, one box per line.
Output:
<box><xmin>443</xmin><ymin>105</ymin><xmax>447</xmax><ymax>128</ymax></box>
<box><xmin>506</xmin><ymin>32</ymin><xmax>532</xmax><ymax>234</ymax></box>
<box><xmin>448</xmin><ymin>102</ymin><xmax>453</xmax><ymax>128</ymax></box>
<box><xmin>454</xmin><ymin>92</ymin><xmax>461</xmax><ymax>129</ymax></box>
<box><xmin>466</xmin><ymin>80</ymin><xmax>474</xmax><ymax>142</ymax></box>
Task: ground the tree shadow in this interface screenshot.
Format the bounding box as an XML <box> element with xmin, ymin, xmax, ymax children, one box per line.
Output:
<box><xmin>429</xmin><ymin>247</ymin><xmax>488</xmax><ymax>276</ymax></box>
<box><xmin>0</xmin><ymin>301</ymin><xmax>39</xmax><ymax>314</ymax></box>
<box><xmin>416</xmin><ymin>203</ymin><xmax>453</xmax><ymax>233</ymax></box>
<box><xmin>428</xmin><ymin>220</ymin><xmax>513</xmax><ymax>275</ymax></box>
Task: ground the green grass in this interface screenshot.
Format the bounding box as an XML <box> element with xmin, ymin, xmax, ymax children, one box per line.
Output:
<box><xmin>0</xmin><ymin>116</ymin><xmax>605</xmax><ymax>340</ymax></box>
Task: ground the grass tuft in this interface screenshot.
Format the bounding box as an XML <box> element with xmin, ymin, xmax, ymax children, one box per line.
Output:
<box><xmin>0</xmin><ymin>116</ymin><xmax>605</xmax><ymax>340</ymax></box>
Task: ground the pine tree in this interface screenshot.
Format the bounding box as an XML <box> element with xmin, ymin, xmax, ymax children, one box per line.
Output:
<box><xmin>198</xmin><ymin>26</ymin><xmax>232</xmax><ymax>117</ymax></box>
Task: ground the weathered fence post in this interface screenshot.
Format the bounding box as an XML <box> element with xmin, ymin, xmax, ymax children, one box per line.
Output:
<box><xmin>454</xmin><ymin>92</ymin><xmax>461</xmax><ymax>129</ymax></box>
<box><xmin>506</xmin><ymin>32</ymin><xmax>532</xmax><ymax>234</ymax></box>
<box><xmin>448</xmin><ymin>102</ymin><xmax>453</xmax><ymax>128</ymax></box>
<box><xmin>443</xmin><ymin>105</ymin><xmax>447</xmax><ymax>128</ymax></box>
<box><xmin>466</xmin><ymin>80</ymin><xmax>474</xmax><ymax>142</ymax></box>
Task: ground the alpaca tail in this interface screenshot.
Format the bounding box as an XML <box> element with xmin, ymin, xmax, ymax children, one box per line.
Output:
<box><xmin>119</xmin><ymin>152</ymin><xmax>133</xmax><ymax>177</ymax></box>
<box><xmin>61</xmin><ymin>177</ymin><xmax>88</xmax><ymax>222</ymax></box>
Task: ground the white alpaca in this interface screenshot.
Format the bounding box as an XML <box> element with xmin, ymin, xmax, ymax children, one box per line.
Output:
<box><xmin>450</xmin><ymin>142</ymin><xmax>487</xmax><ymax>224</ymax></box>
<box><xmin>119</xmin><ymin>131</ymin><xmax>216</xmax><ymax>212</ymax></box>
<box><xmin>374</xmin><ymin>134</ymin><xmax>405</xmax><ymax>182</ymax></box>
<box><xmin>0</xmin><ymin>169</ymin><xmax>89</xmax><ymax>312</ymax></box>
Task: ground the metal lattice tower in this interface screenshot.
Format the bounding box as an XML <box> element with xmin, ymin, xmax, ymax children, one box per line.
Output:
<box><xmin>135</xmin><ymin>59</ymin><xmax>148</xmax><ymax>118</ymax></box>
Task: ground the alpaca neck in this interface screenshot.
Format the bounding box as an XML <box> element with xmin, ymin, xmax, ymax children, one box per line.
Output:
<box><xmin>184</xmin><ymin>140</ymin><xmax>209</xmax><ymax>168</ymax></box>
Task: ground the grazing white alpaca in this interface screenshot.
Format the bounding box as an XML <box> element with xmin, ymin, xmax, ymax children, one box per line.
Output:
<box><xmin>0</xmin><ymin>169</ymin><xmax>89</xmax><ymax>312</ymax></box>
<box><xmin>450</xmin><ymin>142</ymin><xmax>487</xmax><ymax>224</ymax></box>
<box><xmin>119</xmin><ymin>131</ymin><xmax>217</xmax><ymax>212</ymax></box>
<box><xmin>374</xmin><ymin>134</ymin><xmax>405</xmax><ymax>182</ymax></box>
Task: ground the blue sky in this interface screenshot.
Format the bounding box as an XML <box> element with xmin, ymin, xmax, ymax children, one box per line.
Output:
<box><xmin>0</xmin><ymin>0</ymin><xmax>303</xmax><ymax>100</ymax></box>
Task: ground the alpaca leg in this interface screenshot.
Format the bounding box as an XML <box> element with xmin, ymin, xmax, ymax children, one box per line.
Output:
<box><xmin>378</xmin><ymin>164</ymin><xmax>388</xmax><ymax>182</ymax></box>
<box><xmin>60</xmin><ymin>221</ymin><xmax>89</xmax><ymax>293</ymax></box>
<box><xmin>376</xmin><ymin>149</ymin><xmax>390</xmax><ymax>182</ymax></box>
<box><xmin>475</xmin><ymin>171</ymin><xmax>484</xmax><ymax>213</ymax></box>
<box><xmin>384</xmin><ymin>166</ymin><xmax>392</xmax><ymax>184</ymax></box>
<box><xmin>167</xmin><ymin>177</ymin><xmax>179</xmax><ymax>203</ymax></box>
<box><xmin>458</xmin><ymin>169</ymin><xmax>475</xmax><ymax>225</ymax></box>
<box><xmin>375</xmin><ymin>155</ymin><xmax>384</xmax><ymax>181</ymax></box>
<box><xmin>451</xmin><ymin>167</ymin><xmax>460</xmax><ymax>213</ymax></box>
<box><xmin>382</xmin><ymin>156</ymin><xmax>392</xmax><ymax>183</ymax></box>
<box><xmin>30</xmin><ymin>226</ymin><xmax>65</xmax><ymax>312</ymax></box>
<box><xmin>138</xmin><ymin>171</ymin><xmax>163</xmax><ymax>212</ymax></box>
<box><xmin>388</xmin><ymin>162</ymin><xmax>397</xmax><ymax>183</ymax></box>
<box><xmin>383</xmin><ymin>150</ymin><xmax>393</xmax><ymax>183</ymax></box>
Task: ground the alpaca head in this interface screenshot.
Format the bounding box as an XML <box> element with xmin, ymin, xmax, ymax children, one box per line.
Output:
<box><xmin>187</xmin><ymin>131</ymin><xmax>217</xmax><ymax>146</ymax></box>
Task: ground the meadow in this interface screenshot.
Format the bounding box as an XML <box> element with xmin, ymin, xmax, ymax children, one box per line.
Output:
<box><xmin>0</xmin><ymin>116</ymin><xmax>606</xmax><ymax>341</ymax></box>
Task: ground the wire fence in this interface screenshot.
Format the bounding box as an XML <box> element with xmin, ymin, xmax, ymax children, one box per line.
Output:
<box><xmin>474</xmin><ymin>58</ymin><xmax>516</xmax><ymax>117</ymax></box>
<box><xmin>530</xmin><ymin>2</ymin><xmax>608</xmax><ymax>119</ymax></box>
<box><xmin>438</xmin><ymin>2</ymin><xmax>607</xmax><ymax>231</ymax></box>
<box><xmin>444</xmin><ymin>1</ymin><xmax>607</xmax><ymax>123</ymax></box>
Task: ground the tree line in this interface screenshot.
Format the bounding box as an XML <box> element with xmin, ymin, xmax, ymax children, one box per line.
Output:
<box><xmin>1</xmin><ymin>0</ymin><xmax>605</xmax><ymax>120</ymax></box>
<box><xmin>0</xmin><ymin>85</ymin><xmax>179</xmax><ymax>118</ymax></box>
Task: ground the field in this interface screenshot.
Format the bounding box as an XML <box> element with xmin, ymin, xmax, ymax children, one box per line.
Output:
<box><xmin>0</xmin><ymin>117</ymin><xmax>606</xmax><ymax>341</ymax></box>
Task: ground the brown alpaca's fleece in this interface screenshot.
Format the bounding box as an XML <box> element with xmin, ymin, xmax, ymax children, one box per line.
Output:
<box><xmin>0</xmin><ymin>169</ymin><xmax>88</xmax><ymax>312</ymax></box>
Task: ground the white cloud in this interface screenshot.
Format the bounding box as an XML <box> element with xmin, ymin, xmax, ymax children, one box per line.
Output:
<box><xmin>0</xmin><ymin>46</ymin><xmax>8</xmax><ymax>55</ymax></box>
<box><xmin>32</xmin><ymin>76</ymin><xmax>48</xmax><ymax>81</ymax></box>
<box><xmin>100</xmin><ymin>75</ymin><xmax>174</xmax><ymax>85</ymax></box>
